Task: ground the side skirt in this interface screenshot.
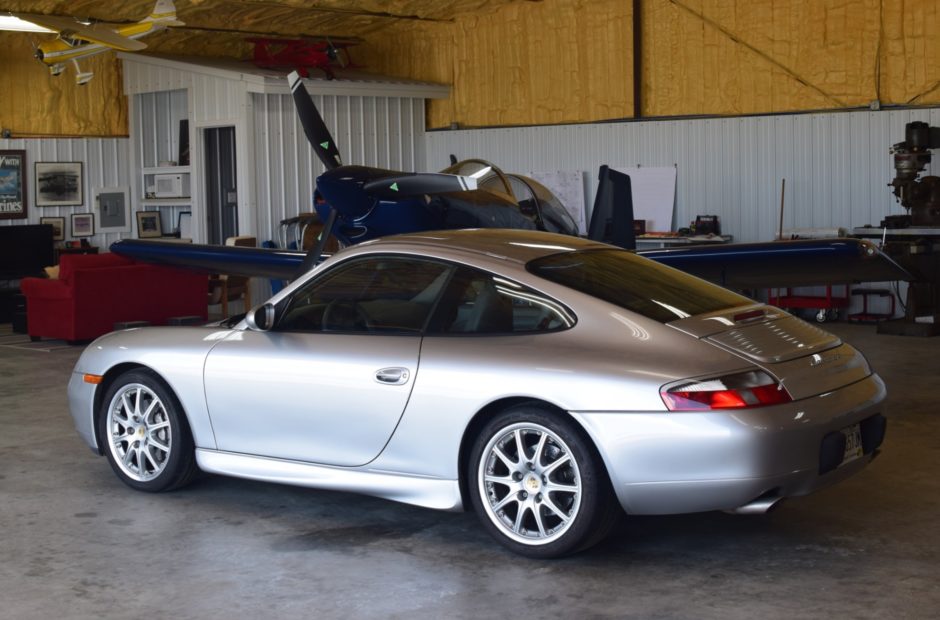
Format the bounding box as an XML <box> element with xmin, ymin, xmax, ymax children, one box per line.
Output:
<box><xmin>196</xmin><ymin>449</ymin><xmax>464</xmax><ymax>511</ymax></box>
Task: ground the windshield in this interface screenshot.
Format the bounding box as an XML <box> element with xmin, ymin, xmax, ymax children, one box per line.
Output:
<box><xmin>528</xmin><ymin>249</ymin><xmax>751</xmax><ymax>323</ymax></box>
<box><xmin>441</xmin><ymin>159</ymin><xmax>513</xmax><ymax>198</ymax></box>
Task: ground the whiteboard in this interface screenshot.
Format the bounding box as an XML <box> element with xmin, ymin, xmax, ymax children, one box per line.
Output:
<box><xmin>613</xmin><ymin>166</ymin><xmax>677</xmax><ymax>232</ymax></box>
<box><xmin>527</xmin><ymin>170</ymin><xmax>587</xmax><ymax>234</ymax></box>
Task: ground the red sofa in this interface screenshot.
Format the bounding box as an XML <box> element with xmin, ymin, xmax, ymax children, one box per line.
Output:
<box><xmin>20</xmin><ymin>253</ymin><xmax>208</xmax><ymax>342</ymax></box>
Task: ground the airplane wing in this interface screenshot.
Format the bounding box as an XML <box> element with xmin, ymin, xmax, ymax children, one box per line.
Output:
<box><xmin>641</xmin><ymin>238</ymin><xmax>911</xmax><ymax>289</ymax></box>
<box><xmin>111</xmin><ymin>237</ymin><xmax>911</xmax><ymax>290</ymax></box>
<box><xmin>14</xmin><ymin>13</ymin><xmax>148</xmax><ymax>51</ymax></box>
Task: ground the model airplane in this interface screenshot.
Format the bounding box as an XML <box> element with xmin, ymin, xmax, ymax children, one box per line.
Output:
<box><xmin>13</xmin><ymin>0</ymin><xmax>183</xmax><ymax>85</ymax></box>
<box><xmin>112</xmin><ymin>71</ymin><xmax>911</xmax><ymax>293</ymax></box>
<box><xmin>249</xmin><ymin>37</ymin><xmax>361</xmax><ymax>80</ymax></box>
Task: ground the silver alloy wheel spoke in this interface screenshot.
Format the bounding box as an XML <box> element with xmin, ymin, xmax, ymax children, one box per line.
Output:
<box><xmin>532</xmin><ymin>505</ymin><xmax>547</xmax><ymax>537</ymax></box>
<box><xmin>533</xmin><ymin>432</ymin><xmax>548</xmax><ymax>466</ymax></box>
<box><xmin>513</xmin><ymin>503</ymin><xmax>527</xmax><ymax>533</ymax></box>
<box><xmin>514</xmin><ymin>430</ymin><xmax>527</xmax><ymax>463</ymax></box>
<box><xmin>492</xmin><ymin>446</ymin><xmax>516</xmax><ymax>470</ymax></box>
<box><xmin>541</xmin><ymin>454</ymin><xmax>571</xmax><ymax>477</ymax></box>
<box><xmin>542</xmin><ymin>496</ymin><xmax>571</xmax><ymax>522</ymax></box>
<box><xmin>543</xmin><ymin>480</ymin><xmax>578</xmax><ymax>493</ymax></box>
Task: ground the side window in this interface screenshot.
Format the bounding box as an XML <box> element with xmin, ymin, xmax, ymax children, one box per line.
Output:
<box><xmin>277</xmin><ymin>257</ymin><xmax>452</xmax><ymax>333</ymax></box>
<box><xmin>427</xmin><ymin>267</ymin><xmax>575</xmax><ymax>335</ymax></box>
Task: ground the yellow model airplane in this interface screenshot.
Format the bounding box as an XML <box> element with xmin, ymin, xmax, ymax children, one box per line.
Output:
<box><xmin>14</xmin><ymin>0</ymin><xmax>183</xmax><ymax>85</ymax></box>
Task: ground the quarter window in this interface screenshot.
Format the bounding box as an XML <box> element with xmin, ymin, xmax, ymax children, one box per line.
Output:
<box><xmin>427</xmin><ymin>267</ymin><xmax>574</xmax><ymax>335</ymax></box>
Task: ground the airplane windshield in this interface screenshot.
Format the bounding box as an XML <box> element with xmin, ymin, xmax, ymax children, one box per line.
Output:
<box><xmin>442</xmin><ymin>159</ymin><xmax>513</xmax><ymax>198</ymax></box>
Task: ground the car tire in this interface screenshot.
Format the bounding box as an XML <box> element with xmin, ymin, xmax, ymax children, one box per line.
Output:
<box><xmin>97</xmin><ymin>369</ymin><xmax>198</xmax><ymax>493</ymax></box>
<box><xmin>468</xmin><ymin>404</ymin><xmax>620</xmax><ymax>558</ymax></box>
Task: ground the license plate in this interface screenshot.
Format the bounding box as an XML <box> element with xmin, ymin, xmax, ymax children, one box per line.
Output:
<box><xmin>841</xmin><ymin>423</ymin><xmax>863</xmax><ymax>465</ymax></box>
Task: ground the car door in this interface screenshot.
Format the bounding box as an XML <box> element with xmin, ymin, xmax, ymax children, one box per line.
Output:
<box><xmin>203</xmin><ymin>255</ymin><xmax>453</xmax><ymax>467</ymax></box>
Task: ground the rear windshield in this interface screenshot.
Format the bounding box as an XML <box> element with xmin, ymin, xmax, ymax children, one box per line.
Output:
<box><xmin>528</xmin><ymin>249</ymin><xmax>751</xmax><ymax>323</ymax></box>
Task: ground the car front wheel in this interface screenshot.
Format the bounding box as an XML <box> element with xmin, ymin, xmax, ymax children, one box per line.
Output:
<box><xmin>468</xmin><ymin>404</ymin><xmax>619</xmax><ymax>558</ymax></box>
<box><xmin>98</xmin><ymin>369</ymin><xmax>198</xmax><ymax>492</ymax></box>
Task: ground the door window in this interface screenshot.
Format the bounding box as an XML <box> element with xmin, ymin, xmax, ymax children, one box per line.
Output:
<box><xmin>277</xmin><ymin>256</ymin><xmax>453</xmax><ymax>333</ymax></box>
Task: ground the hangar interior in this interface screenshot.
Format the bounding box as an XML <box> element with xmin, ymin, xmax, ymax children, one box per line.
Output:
<box><xmin>1</xmin><ymin>0</ymin><xmax>938</xmax><ymax>617</ymax></box>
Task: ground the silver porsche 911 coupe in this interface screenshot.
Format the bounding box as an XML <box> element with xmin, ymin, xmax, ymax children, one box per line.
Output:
<box><xmin>68</xmin><ymin>229</ymin><xmax>886</xmax><ymax>557</ymax></box>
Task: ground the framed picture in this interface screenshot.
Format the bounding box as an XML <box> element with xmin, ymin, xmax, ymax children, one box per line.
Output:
<box><xmin>95</xmin><ymin>186</ymin><xmax>130</xmax><ymax>233</ymax></box>
<box><xmin>0</xmin><ymin>150</ymin><xmax>27</xmax><ymax>220</ymax></box>
<box><xmin>36</xmin><ymin>161</ymin><xmax>83</xmax><ymax>207</ymax></box>
<box><xmin>178</xmin><ymin>211</ymin><xmax>192</xmax><ymax>239</ymax></box>
<box><xmin>71</xmin><ymin>212</ymin><xmax>94</xmax><ymax>237</ymax></box>
<box><xmin>40</xmin><ymin>216</ymin><xmax>66</xmax><ymax>241</ymax></box>
<box><xmin>136</xmin><ymin>210</ymin><xmax>163</xmax><ymax>238</ymax></box>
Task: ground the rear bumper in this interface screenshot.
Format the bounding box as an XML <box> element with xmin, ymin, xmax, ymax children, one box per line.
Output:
<box><xmin>571</xmin><ymin>373</ymin><xmax>886</xmax><ymax>515</ymax></box>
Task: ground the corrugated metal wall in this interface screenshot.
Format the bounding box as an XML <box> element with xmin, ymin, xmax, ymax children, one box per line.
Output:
<box><xmin>426</xmin><ymin>108</ymin><xmax>940</xmax><ymax>242</ymax></box>
<box><xmin>0</xmin><ymin>137</ymin><xmax>132</xmax><ymax>251</ymax></box>
<box><xmin>136</xmin><ymin>90</ymin><xmax>188</xmax><ymax>168</ymax></box>
<box><xmin>250</xmin><ymin>92</ymin><xmax>425</xmax><ymax>247</ymax></box>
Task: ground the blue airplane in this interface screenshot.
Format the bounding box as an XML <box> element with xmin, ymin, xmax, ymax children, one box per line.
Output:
<box><xmin>113</xmin><ymin>72</ymin><xmax>909</xmax><ymax>295</ymax></box>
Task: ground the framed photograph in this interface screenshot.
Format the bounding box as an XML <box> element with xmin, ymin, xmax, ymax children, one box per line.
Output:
<box><xmin>36</xmin><ymin>161</ymin><xmax>83</xmax><ymax>207</ymax></box>
<box><xmin>178</xmin><ymin>211</ymin><xmax>192</xmax><ymax>239</ymax></box>
<box><xmin>40</xmin><ymin>216</ymin><xmax>66</xmax><ymax>241</ymax></box>
<box><xmin>136</xmin><ymin>210</ymin><xmax>163</xmax><ymax>238</ymax></box>
<box><xmin>0</xmin><ymin>150</ymin><xmax>27</xmax><ymax>220</ymax></box>
<box><xmin>95</xmin><ymin>186</ymin><xmax>130</xmax><ymax>233</ymax></box>
<box><xmin>71</xmin><ymin>212</ymin><xmax>94</xmax><ymax>238</ymax></box>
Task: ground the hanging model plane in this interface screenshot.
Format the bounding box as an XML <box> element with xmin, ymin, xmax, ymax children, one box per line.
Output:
<box><xmin>112</xmin><ymin>71</ymin><xmax>911</xmax><ymax>294</ymax></box>
<box><xmin>248</xmin><ymin>36</ymin><xmax>362</xmax><ymax>80</ymax></box>
<box><xmin>12</xmin><ymin>0</ymin><xmax>183</xmax><ymax>85</ymax></box>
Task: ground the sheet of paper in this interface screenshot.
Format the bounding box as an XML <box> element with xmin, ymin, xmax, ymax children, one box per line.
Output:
<box><xmin>527</xmin><ymin>170</ymin><xmax>587</xmax><ymax>234</ymax></box>
<box><xmin>613</xmin><ymin>166</ymin><xmax>677</xmax><ymax>232</ymax></box>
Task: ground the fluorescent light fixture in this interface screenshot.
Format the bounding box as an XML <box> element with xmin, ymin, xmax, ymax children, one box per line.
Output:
<box><xmin>0</xmin><ymin>15</ymin><xmax>54</xmax><ymax>33</ymax></box>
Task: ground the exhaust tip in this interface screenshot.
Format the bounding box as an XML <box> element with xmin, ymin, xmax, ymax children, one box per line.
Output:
<box><xmin>728</xmin><ymin>492</ymin><xmax>785</xmax><ymax>515</ymax></box>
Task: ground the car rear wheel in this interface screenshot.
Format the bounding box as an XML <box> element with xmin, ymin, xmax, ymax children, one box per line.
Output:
<box><xmin>468</xmin><ymin>404</ymin><xmax>619</xmax><ymax>558</ymax></box>
<box><xmin>98</xmin><ymin>369</ymin><xmax>198</xmax><ymax>493</ymax></box>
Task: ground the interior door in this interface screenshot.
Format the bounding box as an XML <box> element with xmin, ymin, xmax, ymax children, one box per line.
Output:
<box><xmin>204</xmin><ymin>126</ymin><xmax>237</xmax><ymax>244</ymax></box>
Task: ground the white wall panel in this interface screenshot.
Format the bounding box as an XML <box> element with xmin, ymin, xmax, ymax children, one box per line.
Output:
<box><xmin>0</xmin><ymin>137</ymin><xmax>132</xmax><ymax>251</ymax></box>
<box><xmin>426</xmin><ymin>108</ymin><xmax>940</xmax><ymax>243</ymax></box>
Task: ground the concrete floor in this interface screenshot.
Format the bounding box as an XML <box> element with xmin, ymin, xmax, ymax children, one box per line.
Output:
<box><xmin>1</xmin><ymin>322</ymin><xmax>938</xmax><ymax>619</ymax></box>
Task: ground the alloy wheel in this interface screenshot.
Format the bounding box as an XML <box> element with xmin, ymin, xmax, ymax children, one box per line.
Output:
<box><xmin>106</xmin><ymin>383</ymin><xmax>173</xmax><ymax>482</ymax></box>
<box><xmin>477</xmin><ymin>422</ymin><xmax>582</xmax><ymax>545</ymax></box>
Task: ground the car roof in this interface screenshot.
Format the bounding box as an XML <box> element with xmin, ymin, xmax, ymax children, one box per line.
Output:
<box><xmin>351</xmin><ymin>229</ymin><xmax>612</xmax><ymax>264</ymax></box>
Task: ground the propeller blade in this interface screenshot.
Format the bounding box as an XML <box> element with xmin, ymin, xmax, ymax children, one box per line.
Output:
<box><xmin>362</xmin><ymin>173</ymin><xmax>478</xmax><ymax>200</ymax></box>
<box><xmin>287</xmin><ymin>71</ymin><xmax>343</xmax><ymax>170</ymax></box>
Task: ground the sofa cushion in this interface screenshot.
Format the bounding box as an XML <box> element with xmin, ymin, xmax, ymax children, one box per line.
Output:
<box><xmin>58</xmin><ymin>253</ymin><xmax>134</xmax><ymax>283</ymax></box>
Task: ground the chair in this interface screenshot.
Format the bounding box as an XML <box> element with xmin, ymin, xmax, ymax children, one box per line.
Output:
<box><xmin>208</xmin><ymin>236</ymin><xmax>256</xmax><ymax>317</ymax></box>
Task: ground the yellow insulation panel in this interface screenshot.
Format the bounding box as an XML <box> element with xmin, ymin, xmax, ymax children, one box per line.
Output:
<box><xmin>5</xmin><ymin>0</ymin><xmax>940</xmax><ymax>135</ymax></box>
<box><xmin>361</xmin><ymin>0</ymin><xmax>632</xmax><ymax>129</ymax></box>
<box><xmin>0</xmin><ymin>33</ymin><xmax>128</xmax><ymax>136</ymax></box>
<box><xmin>644</xmin><ymin>0</ymin><xmax>940</xmax><ymax>116</ymax></box>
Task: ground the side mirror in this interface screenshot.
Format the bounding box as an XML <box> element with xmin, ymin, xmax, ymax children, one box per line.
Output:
<box><xmin>245</xmin><ymin>303</ymin><xmax>275</xmax><ymax>331</ymax></box>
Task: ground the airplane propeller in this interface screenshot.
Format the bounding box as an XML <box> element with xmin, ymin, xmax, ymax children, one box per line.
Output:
<box><xmin>287</xmin><ymin>71</ymin><xmax>343</xmax><ymax>170</ymax></box>
<box><xmin>286</xmin><ymin>71</ymin><xmax>480</xmax><ymax>198</ymax></box>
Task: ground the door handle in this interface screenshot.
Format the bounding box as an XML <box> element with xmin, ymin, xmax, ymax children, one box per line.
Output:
<box><xmin>375</xmin><ymin>367</ymin><xmax>410</xmax><ymax>385</ymax></box>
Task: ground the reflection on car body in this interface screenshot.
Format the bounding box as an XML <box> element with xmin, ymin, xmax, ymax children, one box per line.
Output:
<box><xmin>68</xmin><ymin>229</ymin><xmax>886</xmax><ymax>557</ymax></box>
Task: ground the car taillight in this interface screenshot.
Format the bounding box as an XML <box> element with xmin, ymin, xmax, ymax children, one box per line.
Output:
<box><xmin>661</xmin><ymin>370</ymin><xmax>792</xmax><ymax>411</ymax></box>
